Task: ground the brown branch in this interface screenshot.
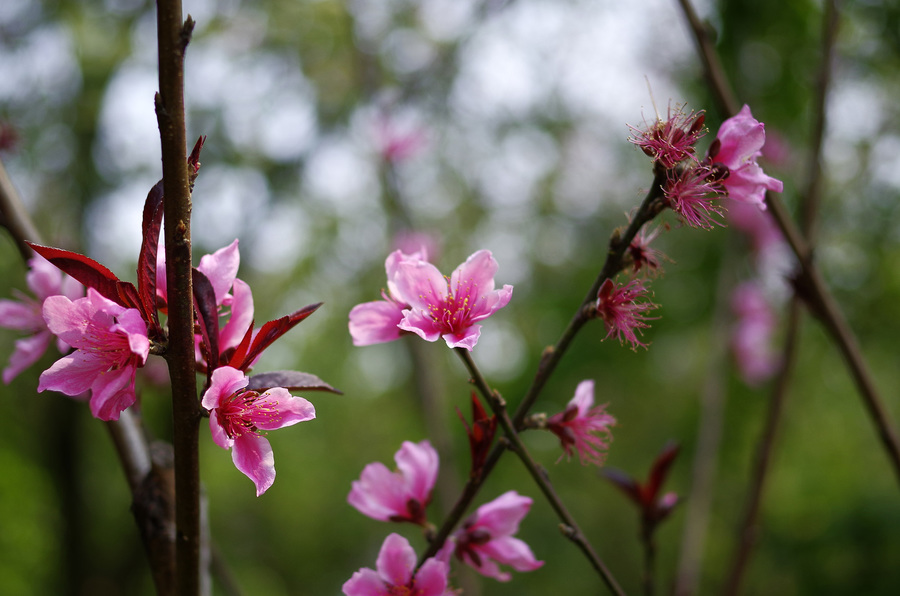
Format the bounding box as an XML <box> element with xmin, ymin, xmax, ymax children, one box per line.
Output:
<box><xmin>155</xmin><ymin>3</ymin><xmax>201</xmax><ymax>595</ymax></box>
<box><xmin>676</xmin><ymin>0</ymin><xmax>900</xmax><ymax>491</ymax></box>
<box><xmin>0</xmin><ymin>159</ymin><xmax>42</xmax><ymax>260</ymax></box>
<box><xmin>455</xmin><ymin>349</ymin><xmax>627</xmax><ymax>596</ymax></box>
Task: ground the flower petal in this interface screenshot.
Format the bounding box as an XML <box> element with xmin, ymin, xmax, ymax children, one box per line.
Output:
<box><xmin>395</xmin><ymin>440</ymin><xmax>439</xmax><ymax>505</ymax></box>
<box><xmin>201</xmin><ymin>366</ymin><xmax>249</xmax><ymax>410</ymax></box>
<box><xmin>89</xmin><ymin>364</ymin><xmax>138</xmax><ymax>421</ymax></box>
<box><xmin>349</xmin><ymin>301</ymin><xmax>405</xmax><ymax>346</ymax></box>
<box><xmin>3</xmin><ymin>330</ymin><xmax>53</xmax><ymax>384</ymax></box>
<box><xmin>232</xmin><ymin>433</ymin><xmax>276</xmax><ymax>496</ymax></box>
<box><xmin>253</xmin><ymin>387</ymin><xmax>315</xmax><ymax>430</ymax></box>
<box><xmin>449</xmin><ymin>250</ymin><xmax>498</xmax><ymax>297</ymax></box>
<box><xmin>341</xmin><ymin>567</ymin><xmax>387</xmax><ymax>596</ymax></box>
<box><xmin>393</xmin><ymin>260</ymin><xmax>448</xmax><ymax>311</ymax></box>
<box><xmin>197</xmin><ymin>239</ymin><xmax>240</xmax><ymax>305</ymax></box>
<box><xmin>375</xmin><ymin>533</ymin><xmax>416</xmax><ymax>587</ymax></box>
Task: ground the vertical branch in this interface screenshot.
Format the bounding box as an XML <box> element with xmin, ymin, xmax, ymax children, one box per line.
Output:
<box><xmin>155</xmin><ymin>2</ymin><xmax>200</xmax><ymax>594</ymax></box>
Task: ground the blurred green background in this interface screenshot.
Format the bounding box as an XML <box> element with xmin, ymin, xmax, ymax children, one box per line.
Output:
<box><xmin>1</xmin><ymin>0</ymin><xmax>899</xmax><ymax>594</ymax></box>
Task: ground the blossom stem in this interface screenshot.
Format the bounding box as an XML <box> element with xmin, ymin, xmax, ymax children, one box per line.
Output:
<box><xmin>676</xmin><ymin>0</ymin><xmax>900</xmax><ymax>491</ymax></box>
<box><xmin>455</xmin><ymin>349</ymin><xmax>627</xmax><ymax>596</ymax></box>
<box><xmin>156</xmin><ymin>2</ymin><xmax>202</xmax><ymax>594</ymax></box>
<box><xmin>512</xmin><ymin>173</ymin><xmax>667</xmax><ymax>428</ymax></box>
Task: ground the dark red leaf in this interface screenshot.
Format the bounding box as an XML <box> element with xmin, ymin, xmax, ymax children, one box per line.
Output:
<box><xmin>192</xmin><ymin>268</ymin><xmax>219</xmax><ymax>375</ymax></box>
<box><xmin>601</xmin><ymin>468</ymin><xmax>643</xmax><ymax>505</ymax></box>
<box><xmin>246</xmin><ymin>371</ymin><xmax>342</xmax><ymax>394</ymax></box>
<box><xmin>645</xmin><ymin>442</ymin><xmax>680</xmax><ymax>504</ymax></box>
<box><xmin>230</xmin><ymin>303</ymin><xmax>322</xmax><ymax>371</ymax></box>
<box><xmin>28</xmin><ymin>242</ymin><xmax>138</xmax><ymax>309</ymax></box>
<box><xmin>188</xmin><ymin>135</ymin><xmax>206</xmax><ymax>189</ymax></box>
<box><xmin>137</xmin><ymin>179</ymin><xmax>164</xmax><ymax>336</ymax></box>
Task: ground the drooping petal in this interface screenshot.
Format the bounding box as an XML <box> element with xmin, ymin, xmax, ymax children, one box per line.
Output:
<box><xmin>480</xmin><ymin>536</ymin><xmax>544</xmax><ymax>572</ymax></box>
<box><xmin>441</xmin><ymin>324</ymin><xmax>482</xmax><ymax>351</ymax></box>
<box><xmin>397</xmin><ymin>308</ymin><xmax>443</xmax><ymax>343</ymax></box>
<box><xmin>89</xmin><ymin>364</ymin><xmax>138</xmax><ymax>421</ymax></box>
<box><xmin>231</xmin><ymin>433</ymin><xmax>276</xmax><ymax>496</ymax></box>
<box><xmin>0</xmin><ymin>298</ymin><xmax>42</xmax><ymax>330</ymax></box>
<box><xmin>38</xmin><ymin>349</ymin><xmax>111</xmax><ymax>396</ymax></box>
<box><xmin>349</xmin><ymin>301</ymin><xmax>406</xmax><ymax>346</ymax></box>
<box><xmin>375</xmin><ymin>533</ymin><xmax>416</xmax><ymax>587</ymax></box>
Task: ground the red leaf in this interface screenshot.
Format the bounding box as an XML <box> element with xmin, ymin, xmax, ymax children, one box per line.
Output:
<box><xmin>230</xmin><ymin>303</ymin><xmax>322</xmax><ymax>371</ymax></box>
<box><xmin>28</xmin><ymin>242</ymin><xmax>139</xmax><ymax>309</ymax></box>
<box><xmin>192</xmin><ymin>268</ymin><xmax>219</xmax><ymax>375</ymax></box>
<box><xmin>137</xmin><ymin>179</ymin><xmax>164</xmax><ymax>336</ymax></box>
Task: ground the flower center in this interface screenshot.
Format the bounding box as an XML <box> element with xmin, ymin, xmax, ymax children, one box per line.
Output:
<box><xmin>425</xmin><ymin>276</ymin><xmax>478</xmax><ymax>333</ymax></box>
<box><xmin>217</xmin><ymin>389</ymin><xmax>281</xmax><ymax>439</ymax></box>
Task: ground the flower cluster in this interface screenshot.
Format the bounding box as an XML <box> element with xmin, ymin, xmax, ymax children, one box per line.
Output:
<box><xmin>593</xmin><ymin>278</ymin><xmax>658</xmax><ymax>350</ymax></box>
<box><xmin>349</xmin><ymin>249</ymin><xmax>513</xmax><ymax>351</ymax></box>
<box><xmin>346</xmin><ymin>441</ymin><xmax>543</xmax><ymax>587</ymax></box>
<box><xmin>0</xmin><ymin>158</ymin><xmax>329</xmax><ymax>495</ymax></box>
<box><xmin>630</xmin><ymin>104</ymin><xmax>783</xmax><ymax>229</ymax></box>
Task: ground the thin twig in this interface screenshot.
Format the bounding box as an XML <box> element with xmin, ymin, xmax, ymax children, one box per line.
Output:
<box><xmin>676</xmin><ymin>0</ymin><xmax>900</xmax><ymax>489</ymax></box>
<box><xmin>455</xmin><ymin>349</ymin><xmax>627</xmax><ymax>596</ymax></box>
<box><xmin>155</xmin><ymin>3</ymin><xmax>201</xmax><ymax>594</ymax></box>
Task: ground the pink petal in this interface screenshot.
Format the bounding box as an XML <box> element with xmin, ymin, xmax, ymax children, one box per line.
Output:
<box><xmin>3</xmin><ymin>330</ymin><xmax>53</xmax><ymax>384</ymax></box>
<box><xmin>714</xmin><ymin>105</ymin><xmax>765</xmax><ymax>166</ymax></box>
<box><xmin>201</xmin><ymin>366</ymin><xmax>249</xmax><ymax>410</ymax></box>
<box><xmin>480</xmin><ymin>536</ymin><xmax>544</xmax><ymax>572</ymax></box>
<box><xmin>89</xmin><ymin>364</ymin><xmax>137</xmax><ymax>421</ymax></box>
<box><xmin>219</xmin><ymin>278</ymin><xmax>254</xmax><ymax>352</ymax></box>
<box><xmin>253</xmin><ymin>388</ymin><xmax>315</xmax><ymax>430</ymax></box>
<box><xmin>349</xmin><ymin>301</ymin><xmax>405</xmax><ymax>346</ymax></box>
<box><xmin>26</xmin><ymin>256</ymin><xmax>64</xmax><ymax>300</ymax></box>
<box><xmin>414</xmin><ymin>558</ymin><xmax>450</xmax><ymax>596</ymax></box>
<box><xmin>397</xmin><ymin>308</ymin><xmax>442</xmax><ymax>343</ymax></box>
<box><xmin>393</xmin><ymin>260</ymin><xmax>448</xmax><ymax>312</ymax></box>
<box><xmin>342</xmin><ymin>568</ymin><xmax>387</xmax><ymax>596</ymax></box>
<box><xmin>463</xmin><ymin>551</ymin><xmax>509</xmax><ymax>582</ymax></box>
<box><xmin>395</xmin><ymin>440</ymin><xmax>439</xmax><ymax>504</ymax></box>
<box><xmin>0</xmin><ymin>298</ymin><xmax>42</xmax><ymax>331</ymax></box>
<box><xmin>375</xmin><ymin>533</ymin><xmax>416</xmax><ymax>587</ymax></box>
<box><xmin>209</xmin><ymin>411</ymin><xmax>234</xmax><ymax>450</ymax></box>
<box><xmin>113</xmin><ymin>308</ymin><xmax>150</xmax><ymax>362</ymax></box>
<box><xmin>474</xmin><ymin>491</ymin><xmax>532</xmax><ymax>536</ymax></box>
<box><xmin>197</xmin><ymin>239</ymin><xmax>240</xmax><ymax>305</ymax></box>
<box><xmin>467</xmin><ymin>284</ymin><xmax>513</xmax><ymax>323</ymax></box>
<box><xmin>348</xmin><ymin>463</ymin><xmax>407</xmax><ymax>520</ymax></box>
<box><xmin>449</xmin><ymin>250</ymin><xmax>498</xmax><ymax>298</ymax></box>
<box><xmin>38</xmin><ymin>349</ymin><xmax>111</xmax><ymax>396</ymax></box>
<box><xmin>441</xmin><ymin>324</ymin><xmax>482</xmax><ymax>351</ymax></box>
<box><xmin>570</xmin><ymin>380</ymin><xmax>595</xmax><ymax>415</ymax></box>
<box><xmin>232</xmin><ymin>433</ymin><xmax>276</xmax><ymax>496</ymax></box>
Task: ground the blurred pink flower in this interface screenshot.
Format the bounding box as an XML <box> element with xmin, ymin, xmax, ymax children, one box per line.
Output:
<box><xmin>664</xmin><ymin>165</ymin><xmax>726</xmax><ymax>230</ymax></box>
<box><xmin>349</xmin><ymin>249</ymin><xmax>428</xmax><ymax>346</ymax></box>
<box><xmin>374</xmin><ymin>114</ymin><xmax>428</xmax><ymax>163</ymax></box>
<box><xmin>594</xmin><ymin>278</ymin><xmax>658</xmax><ymax>350</ymax></box>
<box><xmin>348</xmin><ymin>440</ymin><xmax>439</xmax><ymax>526</ymax></box>
<box><xmin>547</xmin><ymin>380</ymin><xmax>616</xmax><ymax>466</ymax></box>
<box><xmin>394</xmin><ymin>250</ymin><xmax>513</xmax><ymax>351</ymax></box>
<box><xmin>38</xmin><ymin>288</ymin><xmax>148</xmax><ymax>421</ymax></box>
<box><xmin>731</xmin><ymin>282</ymin><xmax>780</xmax><ymax>385</ymax></box>
<box><xmin>726</xmin><ymin>198</ymin><xmax>783</xmax><ymax>256</ymax></box>
<box><xmin>452</xmin><ymin>491</ymin><xmax>543</xmax><ymax>582</ymax></box>
<box><xmin>628</xmin><ymin>106</ymin><xmax>706</xmax><ymax>169</ymax></box>
<box><xmin>342</xmin><ymin>533</ymin><xmax>451</xmax><ymax>596</ymax></box>
<box><xmin>0</xmin><ymin>256</ymin><xmax>83</xmax><ymax>383</ymax></box>
<box><xmin>202</xmin><ymin>365</ymin><xmax>315</xmax><ymax>496</ymax></box>
<box><xmin>709</xmin><ymin>105</ymin><xmax>783</xmax><ymax>208</ymax></box>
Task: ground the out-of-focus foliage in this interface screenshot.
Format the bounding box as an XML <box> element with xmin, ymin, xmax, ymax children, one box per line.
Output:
<box><xmin>1</xmin><ymin>0</ymin><xmax>899</xmax><ymax>594</ymax></box>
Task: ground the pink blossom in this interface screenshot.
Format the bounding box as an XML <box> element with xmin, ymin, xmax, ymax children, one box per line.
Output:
<box><xmin>628</xmin><ymin>105</ymin><xmax>706</xmax><ymax>169</ymax></box>
<box><xmin>348</xmin><ymin>440</ymin><xmax>439</xmax><ymax>525</ymax></box>
<box><xmin>452</xmin><ymin>491</ymin><xmax>543</xmax><ymax>582</ymax></box>
<box><xmin>547</xmin><ymin>380</ymin><xmax>616</xmax><ymax>466</ymax></box>
<box><xmin>38</xmin><ymin>288</ymin><xmax>149</xmax><ymax>421</ymax></box>
<box><xmin>342</xmin><ymin>533</ymin><xmax>451</xmax><ymax>596</ymax></box>
<box><xmin>158</xmin><ymin>240</ymin><xmax>255</xmax><ymax>364</ymax></box>
<box><xmin>709</xmin><ymin>105</ymin><xmax>783</xmax><ymax>208</ymax></box>
<box><xmin>0</xmin><ymin>256</ymin><xmax>83</xmax><ymax>383</ymax></box>
<box><xmin>664</xmin><ymin>165</ymin><xmax>726</xmax><ymax>230</ymax></box>
<box><xmin>394</xmin><ymin>250</ymin><xmax>513</xmax><ymax>351</ymax></box>
<box><xmin>202</xmin><ymin>365</ymin><xmax>315</xmax><ymax>496</ymax></box>
<box><xmin>731</xmin><ymin>282</ymin><xmax>780</xmax><ymax>385</ymax></box>
<box><xmin>349</xmin><ymin>249</ymin><xmax>428</xmax><ymax>346</ymax></box>
<box><xmin>594</xmin><ymin>278</ymin><xmax>658</xmax><ymax>350</ymax></box>
<box><xmin>374</xmin><ymin>114</ymin><xmax>428</xmax><ymax>163</ymax></box>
